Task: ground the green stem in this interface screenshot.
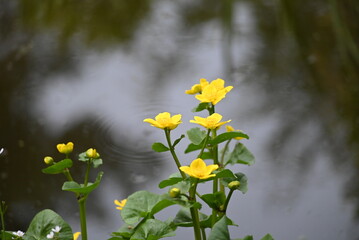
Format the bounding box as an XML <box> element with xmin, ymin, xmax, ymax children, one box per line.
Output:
<box><xmin>211</xmin><ymin>128</ymin><xmax>219</xmax><ymax>193</ymax></box>
<box><xmin>189</xmin><ymin>180</ymin><xmax>202</xmax><ymax>240</ymax></box>
<box><xmin>222</xmin><ymin>189</ymin><xmax>235</xmax><ymax>215</ymax></box>
<box><xmin>164</xmin><ymin>129</ymin><xmax>186</xmax><ymax>179</ymax></box>
<box><xmin>84</xmin><ymin>161</ymin><xmax>92</xmax><ymax>187</ymax></box>
<box><xmin>78</xmin><ymin>196</ymin><xmax>88</xmax><ymax>240</ymax></box>
<box><xmin>63</xmin><ymin>168</ymin><xmax>74</xmax><ymax>182</ymax></box>
<box><xmin>219</xmin><ymin>140</ymin><xmax>232</xmax><ymax>193</ymax></box>
<box><xmin>201</xmin><ymin>228</ymin><xmax>207</xmax><ymax>240</ymax></box>
<box><xmin>208</xmin><ymin>104</ymin><xmax>220</xmax><ymax>227</ymax></box>
<box><xmin>220</xmin><ymin>140</ymin><xmax>231</xmax><ymax>167</ymax></box>
<box><xmin>0</xmin><ymin>201</ymin><xmax>6</xmax><ymax>240</ymax></box>
<box><xmin>197</xmin><ymin>129</ymin><xmax>211</xmax><ymax>158</ymax></box>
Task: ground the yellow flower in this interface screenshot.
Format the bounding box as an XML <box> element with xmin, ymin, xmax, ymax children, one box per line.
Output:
<box><xmin>114</xmin><ymin>199</ymin><xmax>127</xmax><ymax>210</ymax></box>
<box><xmin>143</xmin><ymin>112</ymin><xmax>182</xmax><ymax>130</ymax></box>
<box><xmin>195</xmin><ymin>78</ymin><xmax>233</xmax><ymax>105</ymax></box>
<box><xmin>56</xmin><ymin>142</ymin><xmax>74</xmax><ymax>154</ymax></box>
<box><xmin>86</xmin><ymin>148</ymin><xmax>100</xmax><ymax>158</ymax></box>
<box><xmin>225</xmin><ymin>125</ymin><xmax>245</xmax><ymax>140</ymax></box>
<box><xmin>44</xmin><ymin>156</ymin><xmax>54</xmax><ymax>165</ymax></box>
<box><xmin>185</xmin><ymin>78</ymin><xmax>209</xmax><ymax>94</ymax></box>
<box><xmin>190</xmin><ymin>113</ymin><xmax>231</xmax><ymax>130</ymax></box>
<box><xmin>73</xmin><ymin>232</ymin><xmax>81</xmax><ymax>240</ymax></box>
<box><xmin>180</xmin><ymin>158</ymin><xmax>219</xmax><ymax>179</ymax></box>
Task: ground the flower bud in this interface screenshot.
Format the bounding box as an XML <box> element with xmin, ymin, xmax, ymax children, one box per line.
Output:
<box><xmin>169</xmin><ymin>188</ymin><xmax>181</xmax><ymax>198</ymax></box>
<box><xmin>86</xmin><ymin>148</ymin><xmax>99</xmax><ymax>158</ymax></box>
<box><xmin>44</xmin><ymin>156</ymin><xmax>54</xmax><ymax>165</ymax></box>
<box><xmin>228</xmin><ymin>180</ymin><xmax>240</xmax><ymax>190</ymax></box>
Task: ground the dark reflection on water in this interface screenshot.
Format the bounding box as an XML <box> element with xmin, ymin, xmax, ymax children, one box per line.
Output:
<box><xmin>1</xmin><ymin>0</ymin><xmax>359</xmax><ymax>239</ymax></box>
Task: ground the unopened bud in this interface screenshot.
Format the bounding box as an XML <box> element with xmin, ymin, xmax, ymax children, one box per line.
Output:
<box><xmin>228</xmin><ymin>180</ymin><xmax>240</xmax><ymax>190</ymax></box>
<box><xmin>86</xmin><ymin>148</ymin><xmax>100</xmax><ymax>158</ymax></box>
<box><xmin>44</xmin><ymin>156</ymin><xmax>54</xmax><ymax>165</ymax></box>
<box><xmin>169</xmin><ymin>188</ymin><xmax>181</xmax><ymax>198</ymax></box>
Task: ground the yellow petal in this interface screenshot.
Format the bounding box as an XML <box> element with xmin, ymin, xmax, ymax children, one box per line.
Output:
<box><xmin>211</xmin><ymin>78</ymin><xmax>225</xmax><ymax>90</ymax></box>
<box><xmin>199</xmin><ymin>78</ymin><xmax>209</xmax><ymax>89</ymax></box>
<box><xmin>205</xmin><ymin>164</ymin><xmax>219</xmax><ymax>175</ymax></box>
<box><xmin>209</xmin><ymin>113</ymin><xmax>223</xmax><ymax>122</ymax></box>
<box><xmin>179</xmin><ymin>166</ymin><xmax>192</xmax><ymax>175</ymax></box>
<box><xmin>171</xmin><ymin>114</ymin><xmax>182</xmax><ymax>123</ymax></box>
<box><xmin>190</xmin><ymin>158</ymin><xmax>207</xmax><ymax>170</ymax></box>
<box><xmin>73</xmin><ymin>232</ymin><xmax>81</xmax><ymax>240</ymax></box>
<box><xmin>226</xmin><ymin>125</ymin><xmax>235</xmax><ymax>132</ymax></box>
<box><xmin>198</xmin><ymin>173</ymin><xmax>216</xmax><ymax>179</ymax></box>
<box><xmin>185</xmin><ymin>84</ymin><xmax>201</xmax><ymax>94</ymax></box>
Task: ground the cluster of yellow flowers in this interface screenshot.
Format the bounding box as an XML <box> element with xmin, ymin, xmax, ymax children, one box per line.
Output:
<box><xmin>143</xmin><ymin>78</ymin><xmax>233</xmax><ymax>131</ymax></box>
<box><xmin>143</xmin><ymin>78</ymin><xmax>236</xmax><ymax>180</ymax></box>
<box><xmin>115</xmin><ymin>78</ymin><xmax>243</xmax><ymax>211</ymax></box>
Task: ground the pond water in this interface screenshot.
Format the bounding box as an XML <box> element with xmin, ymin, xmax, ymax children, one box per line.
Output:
<box><xmin>1</xmin><ymin>1</ymin><xmax>359</xmax><ymax>239</ymax></box>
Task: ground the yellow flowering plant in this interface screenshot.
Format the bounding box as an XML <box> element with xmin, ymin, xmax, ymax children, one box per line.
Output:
<box><xmin>110</xmin><ymin>78</ymin><xmax>274</xmax><ymax>240</ymax></box>
<box><xmin>38</xmin><ymin>144</ymin><xmax>104</xmax><ymax>240</ymax></box>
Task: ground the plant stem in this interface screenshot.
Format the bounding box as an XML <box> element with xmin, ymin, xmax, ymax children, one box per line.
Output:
<box><xmin>84</xmin><ymin>161</ymin><xmax>92</xmax><ymax>187</ymax></box>
<box><xmin>164</xmin><ymin>129</ymin><xmax>186</xmax><ymax>179</ymax></box>
<box><xmin>208</xmin><ymin>104</ymin><xmax>220</xmax><ymax>227</ymax></box>
<box><xmin>219</xmin><ymin>140</ymin><xmax>232</xmax><ymax>193</ymax></box>
<box><xmin>78</xmin><ymin>196</ymin><xmax>88</xmax><ymax>240</ymax></box>
<box><xmin>220</xmin><ymin>140</ymin><xmax>231</xmax><ymax>167</ymax></box>
<box><xmin>189</xmin><ymin>180</ymin><xmax>202</xmax><ymax>240</ymax></box>
<box><xmin>197</xmin><ymin>129</ymin><xmax>211</xmax><ymax>158</ymax></box>
<box><xmin>201</xmin><ymin>228</ymin><xmax>207</xmax><ymax>240</ymax></box>
<box><xmin>211</xmin><ymin>128</ymin><xmax>219</xmax><ymax>193</ymax></box>
<box><xmin>0</xmin><ymin>201</ymin><xmax>7</xmax><ymax>240</ymax></box>
<box><xmin>222</xmin><ymin>189</ymin><xmax>235</xmax><ymax>215</ymax></box>
<box><xmin>63</xmin><ymin>168</ymin><xmax>74</xmax><ymax>182</ymax></box>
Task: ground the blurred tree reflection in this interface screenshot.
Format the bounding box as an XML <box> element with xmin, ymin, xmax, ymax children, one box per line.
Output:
<box><xmin>250</xmin><ymin>0</ymin><xmax>359</xmax><ymax>215</ymax></box>
<box><xmin>19</xmin><ymin>0</ymin><xmax>150</xmax><ymax>48</ymax></box>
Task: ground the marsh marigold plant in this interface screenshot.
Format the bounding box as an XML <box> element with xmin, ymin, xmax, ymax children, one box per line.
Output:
<box><xmin>9</xmin><ymin>77</ymin><xmax>274</xmax><ymax>240</ymax></box>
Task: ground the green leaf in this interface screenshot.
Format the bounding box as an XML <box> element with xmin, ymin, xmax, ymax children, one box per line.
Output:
<box><xmin>121</xmin><ymin>191</ymin><xmax>168</xmax><ymax>225</ymax></box>
<box><xmin>151</xmin><ymin>142</ymin><xmax>169</xmax><ymax>152</ymax></box>
<box><xmin>260</xmin><ymin>234</ymin><xmax>275</xmax><ymax>240</ymax></box>
<box><xmin>130</xmin><ymin>219</ymin><xmax>176</xmax><ymax>240</ymax></box>
<box><xmin>41</xmin><ymin>159</ymin><xmax>73</xmax><ymax>174</ymax></box>
<box><xmin>92</xmin><ymin>158</ymin><xmax>103</xmax><ymax>168</ymax></box>
<box><xmin>173</xmin><ymin>134</ymin><xmax>185</xmax><ymax>148</ymax></box>
<box><xmin>199</xmin><ymin>151</ymin><xmax>213</xmax><ymax>159</ymax></box>
<box><xmin>214</xmin><ymin>169</ymin><xmax>235</xmax><ymax>179</ymax></box>
<box><xmin>210</xmin><ymin>132</ymin><xmax>249</xmax><ymax>145</ymax></box>
<box><xmin>158</xmin><ymin>177</ymin><xmax>183</xmax><ymax>189</ymax></box>
<box><xmin>2</xmin><ymin>231</ymin><xmax>16</xmax><ymax>240</ymax></box>
<box><xmin>187</xmin><ymin>127</ymin><xmax>207</xmax><ymax>145</ymax></box>
<box><xmin>184</xmin><ymin>143</ymin><xmax>203</xmax><ymax>153</ymax></box>
<box><xmin>200</xmin><ymin>215</ymin><xmax>237</xmax><ymax>229</ymax></box>
<box><xmin>234</xmin><ymin>236</ymin><xmax>253</xmax><ymax>240</ymax></box>
<box><xmin>221</xmin><ymin>172</ymin><xmax>248</xmax><ymax>194</ymax></box>
<box><xmin>151</xmin><ymin>199</ymin><xmax>177</xmax><ymax>215</ymax></box>
<box><xmin>62</xmin><ymin>171</ymin><xmax>104</xmax><ymax>195</ymax></box>
<box><xmin>201</xmin><ymin>192</ymin><xmax>226</xmax><ymax>209</ymax></box>
<box><xmin>227</xmin><ymin>143</ymin><xmax>255</xmax><ymax>166</ymax></box>
<box><xmin>23</xmin><ymin>209</ymin><xmax>73</xmax><ymax>240</ymax></box>
<box><xmin>173</xmin><ymin>208</ymin><xmax>208</xmax><ymax>227</ymax></box>
<box><xmin>208</xmin><ymin>216</ymin><xmax>230</xmax><ymax>240</ymax></box>
<box><xmin>111</xmin><ymin>223</ymin><xmax>134</xmax><ymax>239</ymax></box>
<box><xmin>171</xmin><ymin>179</ymin><xmax>191</xmax><ymax>193</ymax></box>
<box><xmin>192</xmin><ymin>102</ymin><xmax>210</xmax><ymax>112</ymax></box>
